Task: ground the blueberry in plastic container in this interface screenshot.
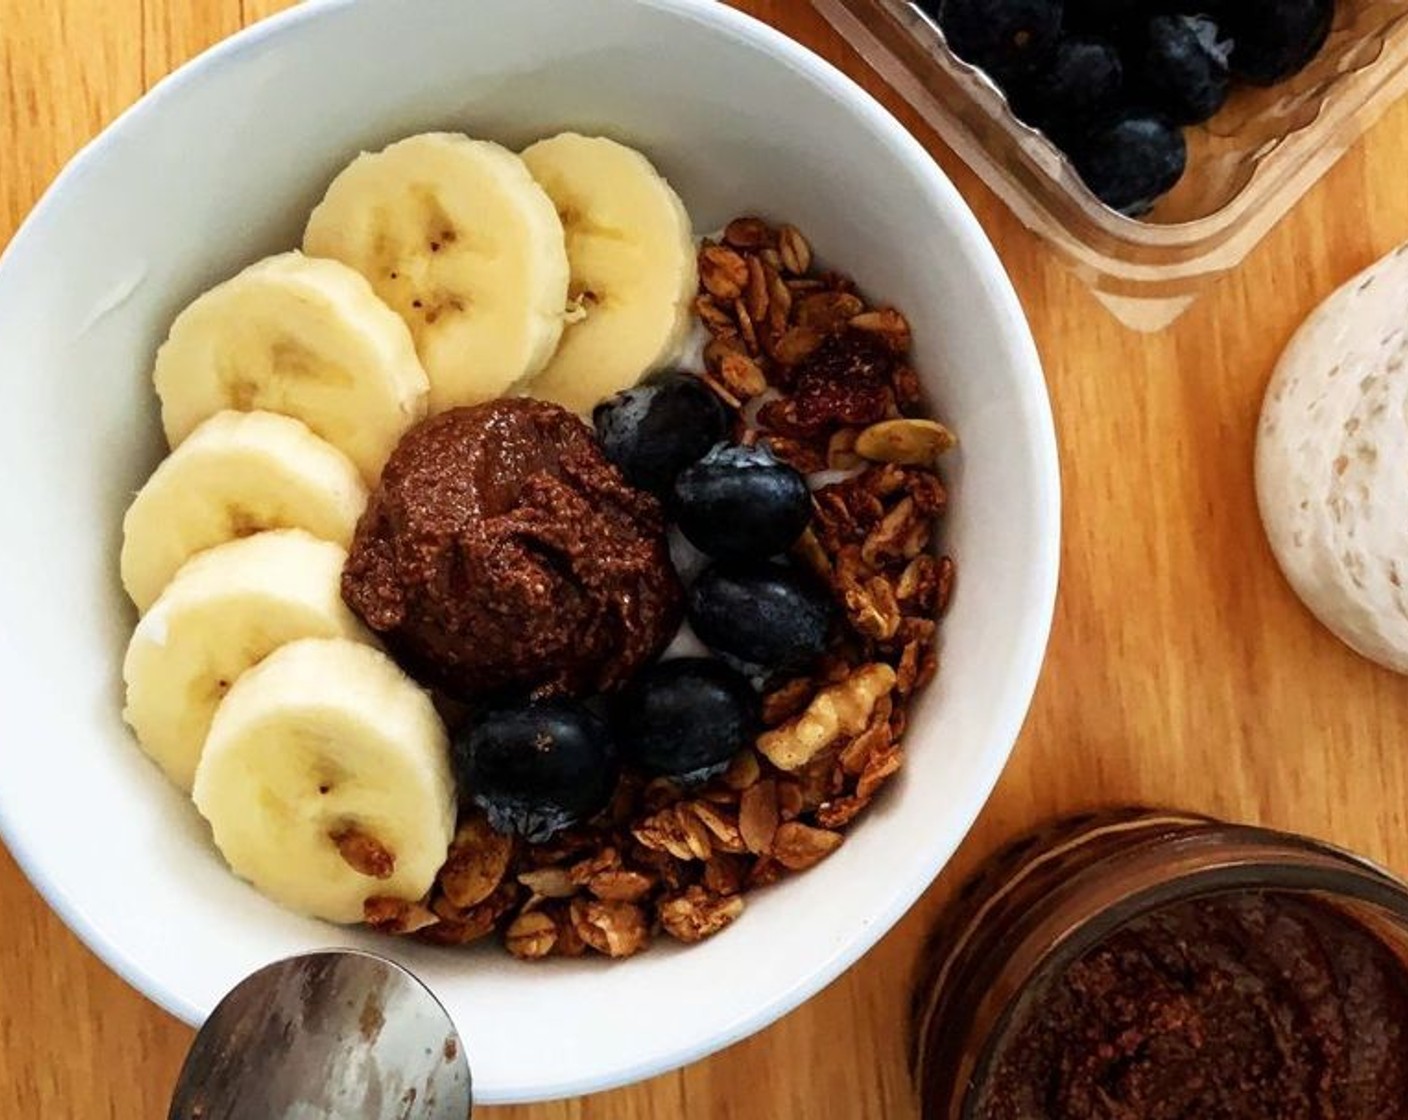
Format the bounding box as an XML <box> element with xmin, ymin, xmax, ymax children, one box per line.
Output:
<box><xmin>1061</xmin><ymin>0</ymin><xmax>1142</xmax><ymax>33</ymax></box>
<box><xmin>614</xmin><ymin>658</ymin><xmax>759</xmax><ymax>784</ymax></box>
<box><xmin>673</xmin><ymin>443</ymin><xmax>812</xmax><ymax>562</ymax></box>
<box><xmin>593</xmin><ymin>372</ymin><xmax>731</xmax><ymax>497</ymax></box>
<box><xmin>1140</xmin><ymin>15</ymin><xmax>1232</xmax><ymax>126</ymax></box>
<box><xmin>924</xmin><ymin>0</ymin><xmax>1063</xmax><ymax>83</ymax></box>
<box><xmin>452</xmin><ymin>699</ymin><xmax>618</xmax><ymax>842</ymax></box>
<box><xmin>1222</xmin><ymin>0</ymin><xmax>1335</xmax><ymax>86</ymax></box>
<box><xmin>687</xmin><ymin>561</ymin><xmax>834</xmax><ymax>673</ymax></box>
<box><xmin>1069</xmin><ymin>109</ymin><xmax>1187</xmax><ymax>215</ymax></box>
<box><xmin>1008</xmin><ymin>36</ymin><xmax>1124</xmax><ymax>138</ymax></box>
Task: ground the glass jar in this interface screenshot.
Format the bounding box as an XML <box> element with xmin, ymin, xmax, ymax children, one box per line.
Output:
<box><xmin>911</xmin><ymin>808</ymin><xmax>1408</xmax><ymax>1119</ymax></box>
<box><xmin>810</xmin><ymin>0</ymin><xmax>1408</xmax><ymax>331</ymax></box>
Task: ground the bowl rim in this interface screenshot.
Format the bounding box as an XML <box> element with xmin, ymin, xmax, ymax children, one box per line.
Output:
<box><xmin>0</xmin><ymin>0</ymin><xmax>1060</xmax><ymax>1100</ymax></box>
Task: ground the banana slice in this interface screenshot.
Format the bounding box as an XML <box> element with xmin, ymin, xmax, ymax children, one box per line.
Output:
<box><xmin>303</xmin><ymin>133</ymin><xmax>569</xmax><ymax>412</ymax></box>
<box><xmin>123</xmin><ymin>530</ymin><xmax>374</xmax><ymax>791</ymax></box>
<box><xmin>192</xmin><ymin>637</ymin><xmax>456</xmax><ymax>924</ymax></box>
<box><xmin>153</xmin><ymin>251</ymin><xmax>429</xmax><ymax>482</ymax></box>
<box><xmin>120</xmin><ymin>410</ymin><xmax>367</xmax><ymax>613</ymax></box>
<box><xmin>520</xmin><ymin>133</ymin><xmax>697</xmax><ymax>415</ymax></box>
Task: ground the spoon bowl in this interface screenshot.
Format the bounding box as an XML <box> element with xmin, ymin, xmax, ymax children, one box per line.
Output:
<box><xmin>168</xmin><ymin>950</ymin><xmax>471</xmax><ymax>1120</ymax></box>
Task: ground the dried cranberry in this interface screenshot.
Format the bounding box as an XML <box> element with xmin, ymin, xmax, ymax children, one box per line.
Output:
<box><xmin>764</xmin><ymin>332</ymin><xmax>897</xmax><ymax>437</ymax></box>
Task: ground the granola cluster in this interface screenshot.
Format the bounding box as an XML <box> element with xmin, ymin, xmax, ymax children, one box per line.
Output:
<box><xmin>366</xmin><ymin>217</ymin><xmax>956</xmax><ymax>959</ymax></box>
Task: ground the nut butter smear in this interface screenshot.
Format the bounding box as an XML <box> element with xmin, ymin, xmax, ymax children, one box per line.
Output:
<box><xmin>342</xmin><ymin>398</ymin><xmax>682</xmax><ymax>699</ymax></box>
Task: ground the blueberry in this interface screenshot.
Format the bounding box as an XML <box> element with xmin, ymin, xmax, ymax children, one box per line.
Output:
<box><xmin>452</xmin><ymin>699</ymin><xmax>618</xmax><ymax>842</ymax></box>
<box><xmin>673</xmin><ymin>443</ymin><xmax>812</xmax><ymax>562</ymax></box>
<box><xmin>1069</xmin><ymin>109</ymin><xmax>1187</xmax><ymax>215</ymax></box>
<box><xmin>1222</xmin><ymin>0</ymin><xmax>1334</xmax><ymax>86</ymax></box>
<box><xmin>614</xmin><ymin>658</ymin><xmax>758</xmax><ymax>783</ymax></box>
<box><xmin>593</xmin><ymin>373</ymin><xmax>731</xmax><ymax>497</ymax></box>
<box><xmin>1009</xmin><ymin>36</ymin><xmax>1124</xmax><ymax>138</ymax></box>
<box><xmin>687</xmin><ymin>562</ymin><xmax>833</xmax><ymax>672</ymax></box>
<box><xmin>1141</xmin><ymin>15</ymin><xmax>1231</xmax><ymax>124</ymax></box>
<box><xmin>1062</xmin><ymin>0</ymin><xmax>1142</xmax><ymax>32</ymax></box>
<box><xmin>931</xmin><ymin>0</ymin><xmax>1062</xmax><ymax>82</ymax></box>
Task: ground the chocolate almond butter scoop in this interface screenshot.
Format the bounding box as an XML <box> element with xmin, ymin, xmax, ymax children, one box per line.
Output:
<box><xmin>342</xmin><ymin>399</ymin><xmax>683</xmax><ymax>700</ymax></box>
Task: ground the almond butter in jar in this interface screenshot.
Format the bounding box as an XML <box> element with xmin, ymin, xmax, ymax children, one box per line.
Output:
<box><xmin>911</xmin><ymin>809</ymin><xmax>1408</xmax><ymax>1120</ymax></box>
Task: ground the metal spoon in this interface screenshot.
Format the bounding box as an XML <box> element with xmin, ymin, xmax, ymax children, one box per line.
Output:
<box><xmin>167</xmin><ymin>949</ymin><xmax>471</xmax><ymax>1120</ymax></box>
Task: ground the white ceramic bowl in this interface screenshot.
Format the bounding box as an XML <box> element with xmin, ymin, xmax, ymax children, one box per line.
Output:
<box><xmin>0</xmin><ymin>0</ymin><xmax>1058</xmax><ymax>1103</ymax></box>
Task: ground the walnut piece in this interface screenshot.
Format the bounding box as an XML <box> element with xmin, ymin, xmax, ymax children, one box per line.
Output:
<box><xmin>757</xmin><ymin>663</ymin><xmax>898</xmax><ymax>770</ymax></box>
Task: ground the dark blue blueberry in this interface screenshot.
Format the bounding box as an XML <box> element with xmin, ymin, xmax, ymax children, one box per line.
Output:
<box><xmin>452</xmin><ymin>699</ymin><xmax>617</xmax><ymax>842</ymax></box>
<box><xmin>1222</xmin><ymin>0</ymin><xmax>1333</xmax><ymax>86</ymax></box>
<box><xmin>687</xmin><ymin>562</ymin><xmax>834</xmax><ymax>673</ymax></box>
<box><xmin>592</xmin><ymin>372</ymin><xmax>731</xmax><ymax>497</ymax></box>
<box><xmin>1070</xmin><ymin>109</ymin><xmax>1187</xmax><ymax>215</ymax></box>
<box><xmin>673</xmin><ymin>443</ymin><xmax>812</xmax><ymax>563</ymax></box>
<box><xmin>614</xmin><ymin>658</ymin><xmax>758</xmax><ymax>783</ymax></box>
<box><xmin>930</xmin><ymin>0</ymin><xmax>1063</xmax><ymax>82</ymax></box>
<box><xmin>1061</xmin><ymin>0</ymin><xmax>1142</xmax><ymax>32</ymax></box>
<box><xmin>1141</xmin><ymin>15</ymin><xmax>1231</xmax><ymax>124</ymax></box>
<box><xmin>1009</xmin><ymin>36</ymin><xmax>1124</xmax><ymax>139</ymax></box>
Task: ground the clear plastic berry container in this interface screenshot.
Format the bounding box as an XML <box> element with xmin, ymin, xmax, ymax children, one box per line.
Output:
<box><xmin>810</xmin><ymin>0</ymin><xmax>1408</xmax><ymax>330</ymax></box>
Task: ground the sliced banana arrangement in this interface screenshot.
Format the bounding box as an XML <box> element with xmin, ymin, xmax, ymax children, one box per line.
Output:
<box><xmin>123</xmin><ymin>530</ymin><xmax>374</xmax><ymax>791</ymax></box>
<box><xmin>119</xmin><ymin>127</ymin><xmax>702</xmax><ymax>924</ymax></box>
<box><xmin>153</xmin><ymin>251</ymin><xmax>428</xmax><ymax>482</ymax></box>
<box><xmin>120</xmin><ymin>410</ymin><xmax>367</xmax><ymax>613</ymax></box>
<box><xmin>303</xmin><ymin>133</ymin><xmax>572</xmax><ymax>412</ymax></box>
<box><xmin>521</xmin><ymin>133</ymin><xmax>697</xmax><ymax>414</ymax></box>
<box><xmin>192</xmin><ymin>638</ymin><xmax>456</xmax><ymax>924</ymax></box>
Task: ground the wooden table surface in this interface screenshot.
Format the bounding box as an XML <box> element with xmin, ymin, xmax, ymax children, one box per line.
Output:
<box><xmin>6</xmin><ymin>1</ymin><xmax>1408</xmax><ymax>1116</ymax></box>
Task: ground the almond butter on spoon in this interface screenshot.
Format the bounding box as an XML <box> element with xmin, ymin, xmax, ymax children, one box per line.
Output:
<box><xmin>1256</xmin><ymin>243</ymin><xmax>1408</xmax><ymax>673</ymax></box>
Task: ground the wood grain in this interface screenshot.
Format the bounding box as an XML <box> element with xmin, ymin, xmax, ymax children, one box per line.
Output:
<box><xmin>5</xmin><ymin>2</ymin><xmax>1408</xmax><ymax>1117</ymax></box>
